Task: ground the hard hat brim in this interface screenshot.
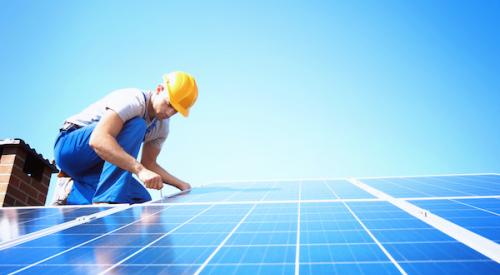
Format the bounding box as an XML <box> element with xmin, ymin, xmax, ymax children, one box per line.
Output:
<box><xmin>168</xmin><ymin>90</ymin><xmax>189</xmax><ymax>117</ymax></box>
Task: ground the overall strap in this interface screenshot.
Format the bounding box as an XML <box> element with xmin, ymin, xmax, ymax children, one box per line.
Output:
<box><xmin>142</xmin><ymin>91</ymin><xmax>157</xmax><ymax>136</ymax></box>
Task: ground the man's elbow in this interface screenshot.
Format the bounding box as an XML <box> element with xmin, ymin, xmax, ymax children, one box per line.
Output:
<box><xmin>89</xmin><ymin>134</ymin><xmax>103</xmax><ymax>151</ymax></box>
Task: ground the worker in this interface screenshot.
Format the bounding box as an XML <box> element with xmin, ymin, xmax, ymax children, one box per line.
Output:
<box><xmin>53</xmin><ymin>71</ymin><xmax>197</xmax><ymax>205</ymax></box>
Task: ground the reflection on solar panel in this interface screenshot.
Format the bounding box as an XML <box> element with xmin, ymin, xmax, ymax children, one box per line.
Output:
<box><xmin>0</xmin><ymin>174</ymin><xmax>499</xmax><ymax>274</ymax></box>
<box><xmin>0</xmin><ymin>206</ymin><xmax>112</xmax><ymax>243</ymax></box>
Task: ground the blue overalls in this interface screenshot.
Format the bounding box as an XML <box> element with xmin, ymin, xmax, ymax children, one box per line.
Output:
<box><xmin>54</xmin><ymin>95</ymin><xmax>156</xmax><ymax>204</ymax></box>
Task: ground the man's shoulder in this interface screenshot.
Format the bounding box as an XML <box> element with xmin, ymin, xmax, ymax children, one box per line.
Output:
<box><xmin>105</xmin><ymin>88</ymin><xmax>147</xmax><ymax>105</ymax></box>
<box><xmin>107</xmin><ymin>88</ymin><xmax>144</xmax><ymax>98</ymax></box>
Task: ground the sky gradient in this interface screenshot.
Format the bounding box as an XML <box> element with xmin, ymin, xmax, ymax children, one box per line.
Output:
<box><xmin>1</xmin><ymin>0</ymin><xmax>499</xmax><ymax>200</ymax></box>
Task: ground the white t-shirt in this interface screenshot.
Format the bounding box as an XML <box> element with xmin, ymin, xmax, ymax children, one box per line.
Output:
<box><xmin>64</xmin><ymin>88</ymin><xmax>169</xmax><ymax>149</ymax></box>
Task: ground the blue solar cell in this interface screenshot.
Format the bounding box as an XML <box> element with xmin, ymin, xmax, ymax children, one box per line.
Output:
<box><xmin>297</xmin><ymin>180</ymin><xmax>373</xmax><ymax>200</ymax></box>
<box><xmin>261</xmin><ymin>182</ymin><xmax>300</xmax><ymax>201</ymax></box>
<box><xmin>202</xmin><ymin>264</ymin><xmax>294</xmax><ymax>275</ymax></box>
<box><xmin>123</xmin><ymin>246</ymin><xmax>215</xmax><ymax>264</ymax></box>
<box><xmin>245</xmin><ymin>213</ymin><xmax>297</xmax><ymax>223</ymax></box>
<box><xmin>174</xmin><ymin>222</ymin><xmax>237</xmax><ymax>233</ymax></box>
<box><xmin>301</xmin><ymin>211</ymin><xmax>355</xmax><ymax>221</ymax></box>
<box><xmin>457</xmin><ymin>198</ymin><xmax>500</xmax><ymax>212</ymax></box>
<box><xmin>0</xmin><ymin>247</ymin><xmax>64</xmax><ymax>264</ymax></box>
<box><xmin>384</xmin><ymin>242</ymin><xmax>489</xmax><ymax>261</ymax></box>
<box><xmin>210</xmin><ymin>245</ymin><xmax>296</xmax><ymax>264</ymax></box>
<box><xmin>301</xmin><ymin>229</ymin><xmax>373</xmax><ymax>244</ymax></box>
<box><xmin>361</xmin><ymin>218</ymin><xmax>432</xmax><ymax>230</ymax></box>
<box><xmin>370</xmin><ymin>228</ymin><xmax>455</xmax><ymax>242</ymax></box>
<box><xmin>43</xmin><ymin>247</ymin><xmax>139</xmax><ymax>265</ymax></box>
<box><xmin>224</xmin><ymin>185</ymin><xmax>282</xmax><ymax>202</ymax></box>
<box><xmin>82</xmin><ymin>233</ymin><xmax>164</xmax><ymax>247</ymax></box>
<box><xmin>60</xmin><ymin>223</ymin><xmax>127</xmax><ymax>234</ymax></box>
<box><xmin>300</xmin><ymin>181</ymin><xmax>338</xmax><ymax>200</ymax></box>
<box><xmin>17</xmin><ymin>234</ymin><xmax>101</xmax><ymax>248</ymax></box>
<box><xmin>301</xmin><ymin>243</ymin><xmax>390</xmax><ymax>262</ymax></box>
<box><xmin>400</xmin><ymin>261</ymin><xmax>500</xmax><ymax>275</ymax></box>
<box><xmin>300</xmin><ymin>263</ymin><xmax>400</xmax><ymax>274</ymax></box>
<box><xmin>301</xmin><ymin>220</ymin><xmax>363</xmax><ymax>231</ymax></box>
<box><xmin>226</xmin><ymin>232</ymin><xmax>296</xmax><ymax>245</ymax></box>
<box><xmin>21</xmin><ymin>264</ymin><xmax>113</xmax><ymax>275</ymax></box>
<box><xmin>111</xmin><ymin>265</ymin><xmax>200</xmax><ymax>275</ymax></box>
<box><xmin>192</xmin><ymin>214</ymin><xmax>250</xmax><ymax>223</ymax></box>
<box><xmin>325</xmin><ymin>180</ymin><xmax>375</xmax><ymax>199</ymax></box>
<box><xmin>237</xmin><ymin>221</ymin><xmax>297</xmax><ymax>232</ymax></box>
<box><xmin>153</xmin><ymin>232</ymin><xmax>227</xmax><ymax>246</ymax></box>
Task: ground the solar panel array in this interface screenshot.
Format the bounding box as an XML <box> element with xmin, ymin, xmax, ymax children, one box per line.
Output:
<box><xmin>0</xmin><ymin>174</ymin><xmax>499</xmax><ymax>274</ymax></box>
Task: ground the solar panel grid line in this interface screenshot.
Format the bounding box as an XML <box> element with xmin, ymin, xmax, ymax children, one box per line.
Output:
<box><xmin>351</xmin><ymin>178</ymin><xmax>500</xmax><ymax>263</ymax></box>
<box><xmin>99</xmin><ymin>204</ymin><xmax>216</xmax><ymax>274</ymax></box>
<box><xmin>7</xmin><ymin>205</ymin><xmax>178</xmax><ymax>274</ymax></box>
<box><xmin>400</xmin><ymin>195</ymin><xmax>500</xmax><ymax>201</ymax></box>
<box><xmin>0</xmin><ymin>205</ymin><xmax>130</xmax><ymax>251</ymax></box>
<box><xmin>294</xmin><ymin>181</ymin><xmax>302</xmax><ymax>275</ymax></box>
<box><xmin>324</xmin><ymin>181</ymin><xmax>407</xmax><ymax>274</ymax></box>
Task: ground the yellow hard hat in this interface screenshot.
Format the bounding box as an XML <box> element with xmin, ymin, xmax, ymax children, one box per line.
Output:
<box><xmin>163</xmin><ymin>71</ymin><xmax>198</xmax><ymax>117</ymax></box>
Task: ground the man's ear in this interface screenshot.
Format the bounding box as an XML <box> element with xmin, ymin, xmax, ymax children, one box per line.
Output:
<box><xmin>156</xmin><ymin>84</ymin><xmax>165</xmax><ymax>94</ymax></box>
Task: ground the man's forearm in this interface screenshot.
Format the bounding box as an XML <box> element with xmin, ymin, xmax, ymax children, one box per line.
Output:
<box><xmin>147</xmin><ymin>163</ymin><xmax>189</xmax><ymax>190</ymax></box>
<box><xmin>90</xmin><ymin>134</ymin><xmax>143</xmax><ymax>174</ymax></box>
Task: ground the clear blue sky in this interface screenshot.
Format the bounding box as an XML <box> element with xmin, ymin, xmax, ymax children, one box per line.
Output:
<box><xmin>1</xmin><ymin>1</ymin><xmax>499</xmax><ymax>200</ymax></box>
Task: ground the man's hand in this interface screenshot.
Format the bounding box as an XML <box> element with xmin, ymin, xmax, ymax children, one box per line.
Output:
<box><xmin>178</xmin><ymin>182</ymin><xmax>191</xmax><ymax>191</ymax></box>
<box><xmin>136</xmin><ymin>167</ymin><xmax>163</xmax><ymax>190</ymax></box>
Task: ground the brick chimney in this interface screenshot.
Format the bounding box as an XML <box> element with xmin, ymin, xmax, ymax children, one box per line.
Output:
<box><xmin>0</xmin><ymin>138</ymin><xmax>58</xmax><ymax>207</ymax></box>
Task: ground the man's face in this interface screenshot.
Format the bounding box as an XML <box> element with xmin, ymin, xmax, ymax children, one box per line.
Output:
<box><xmin>153</xmin><ymin>85</ymin><xmax>177</xmax><ymax>119</ymax></box>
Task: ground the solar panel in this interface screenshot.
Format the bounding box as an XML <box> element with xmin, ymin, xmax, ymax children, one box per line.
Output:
<box><xmin>0</xmin><ymin>174</ymin><xmax>499</xmax><ymax>274</ymax></box>
<box><xmin>0</xmin><ymin>206</ymin><xmax>112</xmax><ymax>243</ymax></box>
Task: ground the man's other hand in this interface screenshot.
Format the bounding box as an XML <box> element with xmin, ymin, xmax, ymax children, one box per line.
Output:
<box><xmin>178</xmin><ymin>182</ymin><xmax>191</xmax><ymax>191</ymax></box>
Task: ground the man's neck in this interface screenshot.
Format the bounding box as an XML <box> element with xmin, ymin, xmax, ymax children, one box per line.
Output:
<box><xmin>147</xmin><ymin>92</ymin><xmax>156</xmax><ymax>121</ymax></box>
